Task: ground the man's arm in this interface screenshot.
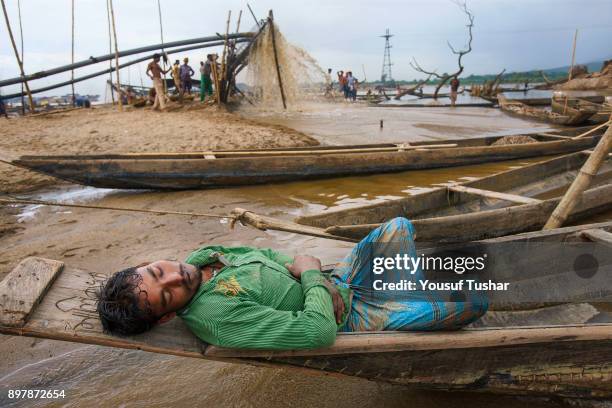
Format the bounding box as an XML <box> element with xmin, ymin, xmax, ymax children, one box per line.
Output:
<box><xmin>216</xmin><ymin>271</ymin><xmax>337</xmax><ymax>349</ymax></box>
<box><xmin>259</xmin><ymin>248</ymin><xmax>294</xmax><ymax>267</ymax></box>
<box><xmin>146</xmin><ymin>64</ymin><xmax>153</xmax><ymax>79</ymax></box>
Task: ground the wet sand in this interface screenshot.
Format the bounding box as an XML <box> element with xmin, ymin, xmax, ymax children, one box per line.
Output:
<box><xmin>0</xmin><ymin>103</ymin><xmax>594</xmax><ymax>407</ymax></box>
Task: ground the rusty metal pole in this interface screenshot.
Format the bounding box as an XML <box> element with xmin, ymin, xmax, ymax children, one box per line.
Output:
<box><xmin>268</xmin><ymin>10</ymin><xmax>286</xmax><ymax>109</ymax></box>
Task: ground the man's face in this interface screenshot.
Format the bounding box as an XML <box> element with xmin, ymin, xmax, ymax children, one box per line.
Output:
<box><xmin>136</xmin><ymin>260</ymin><xmax>202</xmax><ymax>320</ymax></box>
<box><xmin>154</xmin><ymin>57</ymin><xmax>160</xmax><ymax>63</ymax></box>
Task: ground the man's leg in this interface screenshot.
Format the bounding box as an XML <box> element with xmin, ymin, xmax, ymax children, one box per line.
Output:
<box><xmin>205</xmin><ymin>77</ymin><xmax>214</xmax><ymax>96</ymax></box>
<box><xmin>154</xmin><ymin>78</ymin><xmax>166</xmax><ymax>110</ymax></box>
<box><xmin>200</xmin><ymin>77</ymin><xmax>205</xmax><ymax>101</ymax></box>
<box><xmin>333</xmin><ymin>217</ymin><xmax>488</xmax><ymax>332</ymax></box>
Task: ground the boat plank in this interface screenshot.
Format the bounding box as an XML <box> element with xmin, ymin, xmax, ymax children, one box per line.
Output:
<box><xmin>0</xmin><ymin>258</ymin><xmax>64</xmax><ymax>327</ymax></box>
<box><xmin>448</xmin><ymin>185</ymin><xmax>541</xmax><ymax>205</ymax></box>
<box><xmin>580</xmin><ymin>228</ymin><xmax>612</xmax><ymax>248</ymax></box>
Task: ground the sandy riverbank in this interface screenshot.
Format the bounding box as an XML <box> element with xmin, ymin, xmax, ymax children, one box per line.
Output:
<box><xmin>0</xmin><ymin>104</ymin><xmax>319</xmax><ymax>194</ymax></box>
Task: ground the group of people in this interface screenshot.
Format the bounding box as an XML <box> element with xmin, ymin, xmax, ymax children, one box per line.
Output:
<box><xmin>337</xmin><ymin>70</ymin><xmax>359</xmax><ymax>101</ymax></box>
<box><xmin>325</xmin><ymin>69</ymin><xmax>360</xmax><ymax>102</ymax></box>
<box><xmin>145</xmin><ymin>53</ymin><xmax>219</xmax><ymax>111</ymax></box>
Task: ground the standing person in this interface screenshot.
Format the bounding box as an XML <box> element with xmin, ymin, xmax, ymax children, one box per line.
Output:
<box><xmin>0</xmin><ymin>98</ymin><xmax>8</xmax><ymax>119</ymax></box>
<box><xmin>337</xmin><ymin>71</ymin><xmax>345</xmax><ymax>96</ymax></box>
<box><xmin>346</xmin><ymin>72</ymin><xmax>357</xmax><ymax>101</ymax></box>
<box><xmin>200</xmin><ymin>55</ymin><xmax>214</xmax><ymax>102</ymax></box>
<box><xmin>146</xmin><ymin>53</ymin><xmax>170</xmax><ymax>111</ymax></box>
<box><xmin>449</xmin><ymin>76</ymin><xmax>460</xmax><ymax>107</ymax></box>
<box><xmin>324</xmin><ymin>68</ymin><xmax>334</xmax><ymax>98</ymax></box>
<box><xmin>180</xmin><ymin>57</ymin><xmax>195</xmax><ymax>96</ymax></box>
<box><xmin>171</xmin><ymin>60</ymin><xmax>181</xmax><ymax>94</ymax></box>
<box><xmin>342</xmin><ymin>72</ymin><xmax>350</xmax><ymax>99</ymax></box>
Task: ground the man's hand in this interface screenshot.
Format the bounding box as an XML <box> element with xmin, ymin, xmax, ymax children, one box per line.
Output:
<box><xmin>285</xmin><ymin>255</ymin><xmax>321</xmax><ymax>280</ymax></box>
<box><xmin>323</xmin><ymin>281</ymin><xmax>346</xmax><ymax>324</ymax></box>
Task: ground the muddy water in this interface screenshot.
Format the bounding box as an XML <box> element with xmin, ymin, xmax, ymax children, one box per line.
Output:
<box><xmin>0</xmin><ymin>105</ymin><xmax>598</xmax><ymax>408</ymax></box>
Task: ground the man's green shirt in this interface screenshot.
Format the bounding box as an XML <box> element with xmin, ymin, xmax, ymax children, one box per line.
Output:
<box><xmin>178</xmin><ymin>245</ymin><xmax>350</xmax><ymax>350</ymax></box>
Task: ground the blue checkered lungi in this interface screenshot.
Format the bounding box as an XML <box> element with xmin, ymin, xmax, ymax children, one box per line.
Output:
<box><xmin>332</xmin><ymin>217</ymin><xmax>488</xmax><ymax>331</ymax></box>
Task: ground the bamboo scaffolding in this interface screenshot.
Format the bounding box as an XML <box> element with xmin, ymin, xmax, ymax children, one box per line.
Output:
<box><xmin>1</xmin><ymin>0</ymin><xmax>34</xmax><ymax>112</ymax></box>
<box><xmin>544</xmin><ymin>119</ymin><xmax>612</xmax><ymax>229</ymax></box>
<box><xmin>108</xmin><ymin>0</ymin><xmax>122</xmax><ymax>111</ymax></box>
<box><xmin>0</xmin><ymin>33</ymin><xmax>254</xmax><ymax>88</ymax></box>
<box><xmin>2</xmin><ymin>39</ymin><xmax>249</xmax><ymax>100</ymax></box>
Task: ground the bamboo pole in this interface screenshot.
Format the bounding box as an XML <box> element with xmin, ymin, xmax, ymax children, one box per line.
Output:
<box><xmin>268</xmin><ymin>10</ymin><xmax>287</xmax><ymax>109</ymax></box>
<box><xmin>231</xmin><ymin>208</ymin><xmax>358</xmax><ymax>242</ymax></box>
<box><xmin>17</xmin><ymin>0</ymin><xmax>25</xmax><ymax>114</ymax></box>
<box><xmin>156</xmin><ymin>0</ymin><xmax>168</xmax><ymax>95</ymax></box>
<box><xmin>0</xmin><ymin>33</ymin><xmax>254</xmax><ymax>88</ymax></box>
<box><xmin>1</xmin><ymin>0</ymin><xmax>34</xmax><ymax>112</ymax></box>
<box><xmin>543</xmin><ymin>118</ymin><xmax>612</xmax><ymax>229</ymax></box>
<box><xmin>563</xmin><ymin>29</ymin><xmax>578</xmax><ymax>115</ymax></box>
<box><xmin>2</xmin><ymin>39</ymin><xmax>249</xmax><ymax>100</ymax></box>
<box><xmin>211</xmin><ymin>59</ymin><xmax>221</xmax><ymax>105</ymax></box>
<box><xmin>220</xmin><ymin>10</ymin><xmax>232</xmax><ymax>80</ymax></box>
<box><xmin>71</xmin><ymin>0</ymin><xmax>76</xmax><ymax>107</ymax></box>
<box><xmin>108</xmin><ymin>0</ymin><xmax>122</xmax><ymax>111</ymax></box>
<box><xmin>220</xmin><ymin>10</ymin><xmax>232</xmax><ymax>102</ymax></box>
<box><xmin>105</xmin><ymin>0</ymin><xmax>115</xmax><ymax>104</ymax></box>
<box><xmin>247</xmin><ymin>3</ymin><xmax>260</xmax><ymax>27</ymax></box>
<box><xmin>571</xmin><ymin>120</ymin><xmax>610</xmax><ymax>140</ymax></box>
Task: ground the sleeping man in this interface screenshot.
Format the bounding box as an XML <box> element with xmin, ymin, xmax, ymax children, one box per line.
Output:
<box><xmin>97</xmin><ymin>218</ymin><xmax>488</xmax><ymax>350</ymax></box>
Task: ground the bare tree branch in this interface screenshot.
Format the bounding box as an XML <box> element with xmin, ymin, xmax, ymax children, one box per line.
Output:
<box><xmin>410</xmin><ymin>0</ymin><xmax>474</xmax><ymax>98</ymax></box>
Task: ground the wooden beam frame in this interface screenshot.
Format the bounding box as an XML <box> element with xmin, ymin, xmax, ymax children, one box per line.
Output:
<box><xmin>448</xmin><ymin>185</ymin><xmax>542</xmax><ymax>205</ymax></box>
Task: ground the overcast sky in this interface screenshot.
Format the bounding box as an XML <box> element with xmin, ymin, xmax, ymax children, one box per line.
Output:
<box><xmin>1</xmin><ymin>0</ymin><xmax>611</xmax><ymax>98</ymax></box>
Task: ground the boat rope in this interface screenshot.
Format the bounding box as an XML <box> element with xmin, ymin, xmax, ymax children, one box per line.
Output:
<box><xmin>0</xmin><ymin>196</ymin><xmax>235</xmax><ymax>220</ymax></box>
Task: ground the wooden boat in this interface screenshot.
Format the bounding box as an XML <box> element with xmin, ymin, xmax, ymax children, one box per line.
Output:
<box><xmin>8</xmin><ymin>127</ymin><xmax>604</xmax><ymax>190</ymax></box>
<box><xmin>1</xmin><ymin>221</ymin><xmax>611</xmax><ymax>399</ymax></box>
<box><xmin>481</xmin><ymin>94</ymin><xmax>551</xmax><ymax>106</ymax></box>
<box><xmin>498</xmin><ymin>94</ymin><xmax>594</xmax><ymax>126</ymax></box>
<box><xmin>291</xmin><ymin>150</ymin><xmax>612</xmax><ymax>243</ymax></box>
<box><xmin>370</xmin><ymin>101</ymin><xmax>493</xmax><ymax>108</ymax></box>
<box><xmin>552</xmin><ymin>97</ymin><xmax>611</xmax><ymax>124</ymax></box>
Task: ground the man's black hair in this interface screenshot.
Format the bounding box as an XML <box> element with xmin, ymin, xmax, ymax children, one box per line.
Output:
<box><xmin>153</xmin><ymin>53</ymin><xmax>160</xmax><ymax>59</ymax></box>
<box><xmin>96</xmin><ymin>266</ymin><xmax>158</xmax><ymax>336</ymax></box>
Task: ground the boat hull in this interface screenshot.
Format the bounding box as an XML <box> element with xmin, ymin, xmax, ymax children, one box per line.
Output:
<box><xmin>13</xmin><ymin>136</ymin><xmax>600</xmax><ymax>190</ymax></box>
